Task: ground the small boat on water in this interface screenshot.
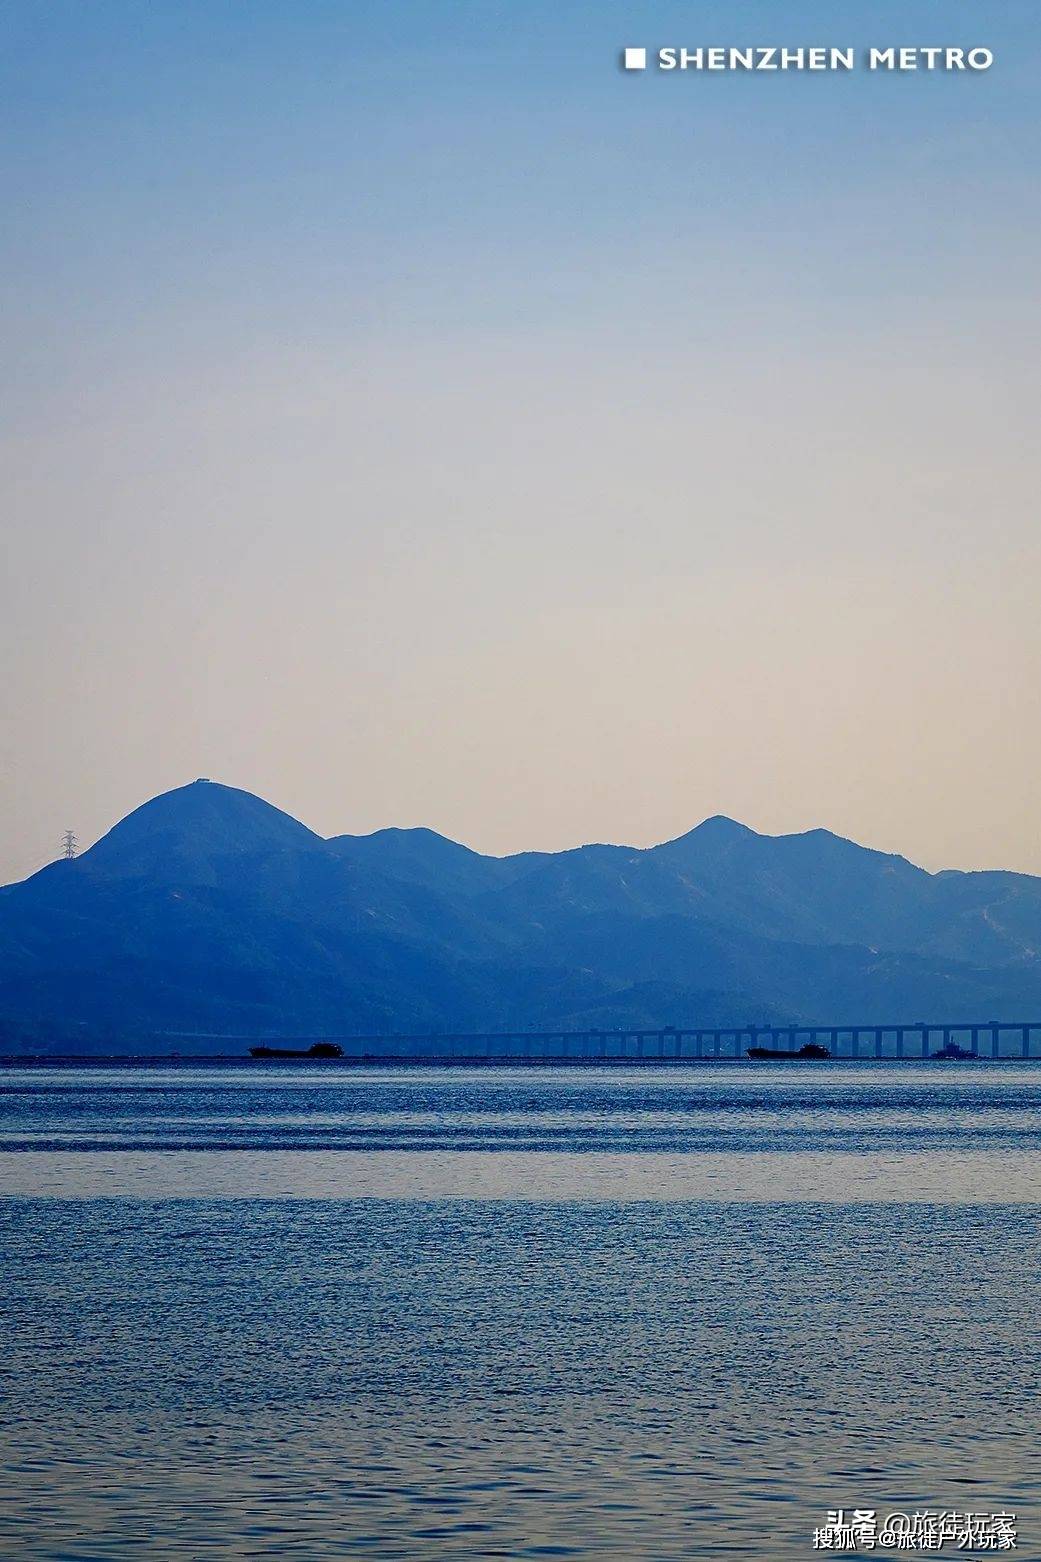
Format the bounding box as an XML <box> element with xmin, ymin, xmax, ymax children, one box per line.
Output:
<box><xmin>930</xmin><ymin>1041</ymin><xmax>977</xmax><ymax>1060</ymax></box>
<box><xmin>747</xmin><ymin>1043</ymin><xmax>830</xmax><ymax>1060</ymax></box>
<box><xmin>249</xmin><ymin>1042</ymin><xmax>344</xmax><ymax>1060</ymax></box>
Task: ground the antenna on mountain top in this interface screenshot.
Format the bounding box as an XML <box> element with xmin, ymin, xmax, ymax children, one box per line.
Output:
<box><xmin>61</xmin><ymin>830</ymin><xmax>78</xmax><ymax>860</ymax></box>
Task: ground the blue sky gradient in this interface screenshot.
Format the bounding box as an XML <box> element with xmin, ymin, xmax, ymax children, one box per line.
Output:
<box><xmin>2</xmin><ymin>1</ymin><xmax>1038</xmax><ymax>879</ymax></box>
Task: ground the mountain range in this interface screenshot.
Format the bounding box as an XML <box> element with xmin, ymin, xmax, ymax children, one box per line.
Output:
<box><xmin>2</xmin><ymin>779</ymin><xmax>1041</xmax><ymax>1053</ymax></box>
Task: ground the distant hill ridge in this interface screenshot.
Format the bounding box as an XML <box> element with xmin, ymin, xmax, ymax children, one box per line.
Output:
<box><xmin>3</xmin><ymin>779</ymin><xmax>1040</xmax><ymax>1052</ymax></box>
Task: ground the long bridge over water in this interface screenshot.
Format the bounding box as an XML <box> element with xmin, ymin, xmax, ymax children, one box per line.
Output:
<box><xmin>252</xmin><ymin>1021</ymin><xmax>1041</xmax><ymax>1062</ymax></box>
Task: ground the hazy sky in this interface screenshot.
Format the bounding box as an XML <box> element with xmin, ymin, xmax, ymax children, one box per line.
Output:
<box><xmin>2</xmin><ymin>0</ymin><xmax>1039</xmax><ymax>883</ymax></box>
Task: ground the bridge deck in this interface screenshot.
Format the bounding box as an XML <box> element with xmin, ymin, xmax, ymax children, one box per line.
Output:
<box><xmin>241</xmin><ymin>1022</ymin><xmax>1041</xmax><ymax>1061</ymax></box>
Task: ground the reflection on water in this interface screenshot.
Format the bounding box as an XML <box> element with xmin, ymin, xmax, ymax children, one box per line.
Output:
<box><xmin>5</xmin><ymin>1062</ymin><xmax>1041</xmax><ymax>1155</ymax></box>
<box><xmin>5</xmin><ymin>1147</ymin><xmax>1041</xmax><ymax>1201</ymax></box>
<box><xmin>2</xmin><ymin>1064</ymin><xmax>1040</xmax><ymax>1557</ymax></box>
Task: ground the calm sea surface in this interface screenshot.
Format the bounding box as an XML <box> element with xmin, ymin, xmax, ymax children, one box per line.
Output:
<box><xmin>2</xmin><ymin>1062</ymin><xmax>1039</xmax><ymax>1559</ymax></box>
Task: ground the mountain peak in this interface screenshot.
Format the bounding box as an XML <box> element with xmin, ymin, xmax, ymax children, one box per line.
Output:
<box><xmin>327</xmin><ymin>824</ymin><xmax>505</xmax><ymax>893</ymax></box>
<box><xmin>660</xmin><ymin>815</ymin><xmax>757</xmax><ymax>851</ymax></box>
<box><xmin>695</xmin><ymin>814</ymin><xmax>756</xmax><ymax>837</ymax></box>
<box><xmin>77</xmin><ymin>780</ymin><xmax>321</xmax><ymax>881</ymax></box>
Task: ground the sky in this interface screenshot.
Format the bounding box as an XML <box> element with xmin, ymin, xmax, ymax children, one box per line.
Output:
<box><xmin>2</xmin><ymin>0</ymin><xmax>1039</xmax><ymax>883</ymax></box>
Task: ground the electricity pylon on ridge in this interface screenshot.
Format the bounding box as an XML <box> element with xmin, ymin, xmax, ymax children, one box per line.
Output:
<box><xmin>61</xmin><ymin>830</ymin><xmax>77</xmax><ymax>860</ymax></box>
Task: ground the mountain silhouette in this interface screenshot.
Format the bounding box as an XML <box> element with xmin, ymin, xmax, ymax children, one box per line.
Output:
<box><xmin>76</xmin><ymin>780</ymin><xmax>324</xmax><ymax>882</ymax></box>
<box><xmin>3</xmin><ymin>779</ymin><xmax>1041</xmax><ymax>1052</ymax></box>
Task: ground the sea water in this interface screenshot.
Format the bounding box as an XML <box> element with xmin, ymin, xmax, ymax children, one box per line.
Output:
<box><xmin>1</xmin><ymin>1062</ymin><xmax>1038</xmax><ymax>1558</ymax></box>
